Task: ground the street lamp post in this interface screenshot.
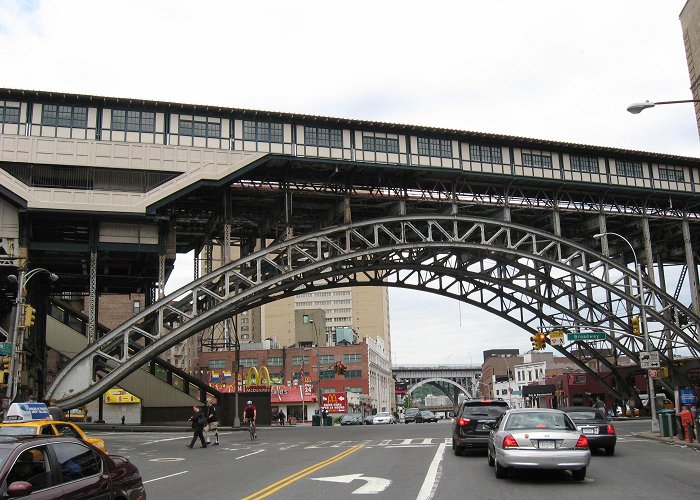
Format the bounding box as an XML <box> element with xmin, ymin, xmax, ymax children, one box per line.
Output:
<box><xmin>594</xmin><ymin>232</ymin><xmax>658</xmax><ymax>432</ymax></box>
<box><xmin>627</xmin><ymin>99</ymin><xmax>700</xmax><ymax>114</ymax></box>
<box><xmin>500</xmin><ymin>355</ymin><xmax>514</xmax><ymax>408</ymax></box>
<box><xmin>5</xmin><ymin>267</ymin><xmax>58</xmax><ymax>404</ymax></box>
<box><xmin>309</xmin><ymin>320</ymin><xmax>322</xmax><ymax>426</ymax></box>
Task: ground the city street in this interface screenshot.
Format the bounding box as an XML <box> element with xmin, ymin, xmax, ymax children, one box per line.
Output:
<box><xmin>93</xmin><ymin>419</ymin><xmax>700</xmax><ymax>500</ymax></box>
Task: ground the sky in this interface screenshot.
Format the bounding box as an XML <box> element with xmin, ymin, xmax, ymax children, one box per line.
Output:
<box><xmin>2</xmin><ymin>0</ymin><xmax>698</xmax><ymax>365</ymax></box>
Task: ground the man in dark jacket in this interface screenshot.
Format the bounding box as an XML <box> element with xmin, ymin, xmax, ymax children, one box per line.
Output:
<box><xmin>205</xmin><ymin>399</ymin><xmax>219</xmax><ymax>446</ymax></box>
<box><xmin>187</xmin><ymin>405</ymin><xmax>207</xmax><ymax>448</ymax></box>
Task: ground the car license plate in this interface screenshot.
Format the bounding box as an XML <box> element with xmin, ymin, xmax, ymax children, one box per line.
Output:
<box><xmin>538</xmin><ymin>440</ymin><xmax>556</xmax><ymax>449</ymax></box>
<box><xmin>581</xmin><ymin>427</ymin><xmax>598</xmax><ymax>435</ymax></box>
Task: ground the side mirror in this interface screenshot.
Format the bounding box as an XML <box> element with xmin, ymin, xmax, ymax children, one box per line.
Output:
<box><xmin>8</xmin><ymin>481</ymin><xmax>33</xmax><ymax>497</ymax></box>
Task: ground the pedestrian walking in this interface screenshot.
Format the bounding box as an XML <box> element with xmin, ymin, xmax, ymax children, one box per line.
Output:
<box><xmin>593</xmin><ymin>397</ymin><xmax>606</xmax><ymax>414</ymax></box>
<box><xmin>187</xmin><ymin>405</ymin><xmax>207</xmax><ymax>449</ymax></box>
<box><xmin>205</xmin><ymin>398</ymin><xmax>219</xmax><ymax>445</ymax></box>
<box><xmin>278</xmin><ymin>410</ymin><xmax>285</xmax><ymax>426</ymax></box>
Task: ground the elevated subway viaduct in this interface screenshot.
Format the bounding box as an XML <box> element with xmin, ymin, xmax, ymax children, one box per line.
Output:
<box><xmin>0</xmin><ymin>88</ymin><xmax>698</xmax><ymax>411</ymax></box>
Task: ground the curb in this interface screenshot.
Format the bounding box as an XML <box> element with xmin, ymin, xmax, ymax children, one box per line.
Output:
<box><xmin>632</xmin><ymin>432</ymin><xmax>700</xmax><ymax>449</ymax></box>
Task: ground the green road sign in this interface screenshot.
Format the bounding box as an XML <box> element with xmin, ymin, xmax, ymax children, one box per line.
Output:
<box><xmin>0</xmin><ymin>342</ymin><xmax>12</xmax><ymax>356</ymax></box>
<box><xmin>320</xmin><ymin>370</ymin><xmax>336</xmax><ymax>377</ymax></box>
<box><xmin>567</xmin><ymin>331</ymin><xmax>606</xmax><ymax>341</ymax></box>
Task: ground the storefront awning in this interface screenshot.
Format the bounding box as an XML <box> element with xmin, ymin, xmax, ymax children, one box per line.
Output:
<box><xmin>522</xmin><ymin>384</ymin><xmax>556</xmax><ymax>397</ymax></box>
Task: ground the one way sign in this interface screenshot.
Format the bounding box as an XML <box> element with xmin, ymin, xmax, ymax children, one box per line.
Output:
<box><xmin>640</xmin><ymin>351</ymin><xmax>660</xmax><ymax>369</ymax></box>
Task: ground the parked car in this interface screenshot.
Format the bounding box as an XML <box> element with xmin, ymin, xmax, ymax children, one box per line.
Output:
<box><xmin>415</xmin><ymin>410</ymin><xmax>438</xmax><ymax>423</ymax></box>
<box><xmin>372</xmin><ymin>412</ymin><xmax>396</xmax><ymax>425</ymax></box>
<box><xmin>452</xmin><ymin>399</ymin><xmax>509</xmax><ymax>455</ymax></box>
<box><xmin>562</xmin><ymin>407</ymin><xmax>616</xmax><ymax>455</ymax></box>
<box><xmin>404</xmin><ymin>408</ymin><xmax>422</xmax><ymax>423</ymax></box>
<box><xmin>364</xmin><ymin>414</ymin><xmax>375</xmax><ymax>425</ymax></box>
<box><xmin>340</xmin><ymin>413</ymin><xmax>364</xmax><ymax>426</ymax></box>
<box><xmin>0</xmin><ymin>435</ymin><xmax>146</xmax><ymax>498</ymax></box>
<box><xmin>487</xmin><ymin>408</ymin><xmax>591</xmax><ymax>480</ymax></box>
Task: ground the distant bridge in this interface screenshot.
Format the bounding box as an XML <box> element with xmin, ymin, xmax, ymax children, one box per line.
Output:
<box><xmin>393</xmin><ymin>365</ymin><xmax>482</xmax><ymax>408</ymax></box>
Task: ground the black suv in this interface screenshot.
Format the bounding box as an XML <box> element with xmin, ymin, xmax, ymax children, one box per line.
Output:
<box><xmin>403</xmin><ymin>408</ymin><xmax>421</xmax><ymax>423</ymax></box>
<box><xmin>452</xmin><ymin>399</ymin><xmax>509</xmax><ymax>455</ymax></box>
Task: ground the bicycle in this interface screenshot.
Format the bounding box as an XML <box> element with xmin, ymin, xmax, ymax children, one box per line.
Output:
<box><xmin>247</xmin><ymin>418</ymin><xmax>257</xmax><ymax>441</ymax></box>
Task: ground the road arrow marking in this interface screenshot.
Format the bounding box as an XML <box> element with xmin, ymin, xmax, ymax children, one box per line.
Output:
<box><xmin>311</xmin><ymin>473</ymin><xmax>391</xmax><ymax>494</ymax></box>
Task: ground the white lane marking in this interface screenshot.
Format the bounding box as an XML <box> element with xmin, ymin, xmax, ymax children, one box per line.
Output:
<box><xmin>416</xmin><ymin>441</ymin><xmax>446</xmax><ymax>500</ymax></box>
<box><xmin>387</xmin><ymin>444</ymin><xmax>434</xmax><ymax>448</ymax></box>
<box><xmin>377</xmin><ymin>439</ymin><xmax>392</xmax><ymax>446</ymax></box>
<box><xmin>236</xmin><ymin>449</ymin><xmax>265</xmax><ymax>460</ymax></box>
<box><xmin>399</xmin><ymin>439</ymin><xmax>413</xmax><ymax>445</ymax></box>
<box><xmin>143</xmin><ymin>471</ymin><xmax>188</xmax><ymax>484</ymax></box>
<box><xmin>331</xmin><ymin>441</ymin><xmax>354</xmax><ymax>448</ymax></box>
<box><xmin>419</xmin><ymin>438</ymin><xmax>433</xmax><ymax>445</ymax></box>
<box><xmin>142</xmin><ymin>436</ymin><xmax>190</xmax><ymax>445</ymax></box>
<box><xmin>149</xmin><ymin>458</ymin><xmax>185</xmax><ymax>462</ymax></box>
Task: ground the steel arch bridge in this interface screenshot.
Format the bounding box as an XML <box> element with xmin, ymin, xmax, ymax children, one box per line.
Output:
<box><xmin>406</xmin><ymin>377</ymin><xmax>473</xmax><ymax>407</ymax></box>
<box><xmin>46</xmin><ymin>215</ymin><xmax>700</xmax><ymax>409</ymax></box>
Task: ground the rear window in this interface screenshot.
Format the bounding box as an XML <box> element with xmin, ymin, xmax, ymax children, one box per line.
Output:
<box><xmin>405</xmin><ymin>408</ymin><xmax>420</xmax><ymax>415</ymax></box>
<box><xmin>565</xmin><ymin>411</ymin><xmax>602</xmax><ymax>421</ymax></box>
<box><xmin>505</xmin><ymin>412</ymin><xmax>576</xmax><ymax>431</ymax></box>
<box><xmin>461</xmin><ymin>406</ymin><xmax>507</xmax><ymax>418</ymax></box>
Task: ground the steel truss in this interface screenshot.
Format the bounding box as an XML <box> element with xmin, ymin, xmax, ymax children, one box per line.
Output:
<box><xmin>46</xmin><ymin>215</ymin><xmax>700</xmax><ymax>408</ymax></box>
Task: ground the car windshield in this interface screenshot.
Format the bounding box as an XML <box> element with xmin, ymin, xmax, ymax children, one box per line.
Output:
<box><xmin>505</xmin><ymin>412</ymin><xmax>576</xmax><ymax>431</ymax></box>
<box><xmin>0</xmin><ymin>427</ymin><xmax>37</xmax><ymax>436</ymax></box>
<box><xmin>343</xmin><ymin>414</ymin><xmax>361</xmax><ymax>419</ymax></box>
<box><xmin>566</xmin><ymin>411</ymin><xmax>601</xmax><ymax>421</ymax></box>
<box><xmin>376</xmin><ymin>413</ymin><xmax>391</xmax><ymax>417</ymax></box>
<box><xmin>462</xmin><ymin>406</ymin><xmax>507</xmax><ymax>417</ymax></box>
<box><xmin>405</xmin><ymin>409</ymin><xmax>420</xmax><ymax>415</ymax></box>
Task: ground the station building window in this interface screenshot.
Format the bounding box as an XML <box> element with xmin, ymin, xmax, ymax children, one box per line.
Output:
<box><xmin>179</xmin><ymin>118</ymin><xmax>220</xmax><ymax>138</ymax></box>
<box><xmin>292</xmin><ymin>356</ymin><xmax>310</xmax><ymax>365</ymax></box>
<box><xmin>522</xmin><ymin>152</ymin><xmax>552</xmax><ymax>169</ymax></box>
<box><xmin>616</xmin><ymin>160</ymin><xmax>643</xmax><ymax>178</ymax></box>
<box><xmin>209</xmin><ymin>359</ymin><xmax>226</xmax><ymax>369</ymax></box>
<box><xmin>112</xmin><ymin>110</ymin><xmax>155</xmax><ymax>133</ymax></box>
<box><xmin>268</xmin><ymin>357</ymin><xmax>283</xmax><ymax>366</ymax></box>
<box><xmin>42</xmin><ymin>104</ymin><xmax>87</xmax><ymax>128</ymax></box>
<box><xmin>659</xmin><ymin>167</ymin><xmax>684</xmax><ymax>182</ymax></box>
<box><xmin>344</xmin><ymin>370</ymin><xmax>362</xmax><ymax>378</ymax></box>
<box><xmin>305</xmin><ymin>126</ymin><xmax>343</xmax><ymax>148</ymax></box>
<box><xmin>570</xmin><ymin>155</ymin><xmax>599</xmax><ymax>173</ymax></box>
<box><xmin>240</xmin><ymin>358</ymin><xmax>258</xmax><ymax>367</ymax></box>
<box><xmin>319</xmin><ymin>355</ymin><xmax>335</xmax><ymax>364</ymax></box>
<box><xmin>343</xmin><ymin>354</ymin><xmax>361</xmax><ymax>363</ymax></box>
<box><xmin>0</xmin><ymin>103</ymin><xmax>20</xmax><ymax>123</ymax></box>
<box><xmin>417</xmin><ymin>137</ymin><xmax>452</xmax><ymax>157</ymax></box>
<box><xmin>243</xmin><ymin>120</ymin><xmax>283</xmax><ymax>143</ymax></box>
<box><xmin>362</xmin><ymin>136</ymin><xmax>399</xmax><ymax>153</ymax></box>
<box><xmin>469</xmin><ymin>144</ymin><xmax>502</xmax><ymax>163</ymax></box>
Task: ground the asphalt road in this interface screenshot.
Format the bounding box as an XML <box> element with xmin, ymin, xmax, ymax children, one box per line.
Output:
<box><xmin>94</xmin><ymin>419</ymin><xmax>700</xmax><ymax>500</ymax></box>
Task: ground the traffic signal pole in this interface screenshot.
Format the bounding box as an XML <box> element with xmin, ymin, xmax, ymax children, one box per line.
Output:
<box><xmin>5</xmin><ymin>268</ymin><xmax>25</xmax><ymax>404</ymax></box>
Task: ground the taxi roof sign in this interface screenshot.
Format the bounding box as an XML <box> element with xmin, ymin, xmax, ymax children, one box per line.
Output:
<box><xmin>3</xmin><ymin>402</ymin><xmax>50</xmax><ymax>422</ymax></box>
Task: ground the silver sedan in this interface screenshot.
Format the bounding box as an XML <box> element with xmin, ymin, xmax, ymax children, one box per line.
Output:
<box><xmin>487</xmin><ymin>408</ymin><xmax>591</xmax><ymax>480</ymax></box>
<box><xmin>372</xmin><ymin>412</ymin><xmax>396</xmax><ymax>424</ymax></box>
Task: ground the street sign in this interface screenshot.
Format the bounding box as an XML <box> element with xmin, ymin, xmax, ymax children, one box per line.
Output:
<box><xmin>0</xmin><ymin>343</ymin><xmax>12</xmax><ymax>356</ymax></box>
<box><xmin>567</xmin><ymin>331</ymin><xmax>606</xmax><ymax>341</ymax></box>
<box><xmin>640</xmin><ymin>351</ymin><xmax>660</xmax><ymax>369</ymax></box>
<box><xmin>320</xmin><ymin>370</ymin><xmax>335</xmax><ymax>377</ymax></box>
<box><xmin>548</xmin><ymin>331</ymin><xmax>565</xmax><ymax>346</ymax></box>
<box><xmin>321</xmin><ymin>392</ymin><xmax>348</xmax><ymax>413</ymax></box>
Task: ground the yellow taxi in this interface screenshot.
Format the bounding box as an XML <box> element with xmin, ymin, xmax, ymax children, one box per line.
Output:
<box><xmin>0</xmin><ymin>403</ymin><xmax>107</xmax><ymax>453</ymax></box>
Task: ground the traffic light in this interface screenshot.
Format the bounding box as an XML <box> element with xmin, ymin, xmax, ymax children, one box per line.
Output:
<box><xmin>631</xmin><ymin>316</ymin><xmax>640</xmax><ymax>336</ymax></box>
<box><xmin>1</xmin><ymin>357</ymin><xmax>10</xmax><ymax>385</ymax></box>
<box><xmin>530</xmin><ymin>332</ymin><xmax>547</xmax><ymax>350</ymax></box>
<box><xmin>1</xmin><ymin>357</ymin><xmax>9</xmax><ymax>371</ymax></box>
<box><xmin>22</xmin><ymin>304</ymin><xmax>36</xmax><ymax>328</ymax></box>
<box><xmin>335</xmin><ymin>363</ymin><xmax>347</xmax><ymax>375</ymax></box>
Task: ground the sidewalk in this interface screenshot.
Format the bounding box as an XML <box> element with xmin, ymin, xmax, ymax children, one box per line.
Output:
<box><xmin>632</xmin><ymin>431</ymin><xmax>700</xmax><ymax>449</ymax></box>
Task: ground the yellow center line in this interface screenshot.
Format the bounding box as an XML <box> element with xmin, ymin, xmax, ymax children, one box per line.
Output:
<box><xmin>241</xmin><ymin>445</ymin><xmax>363</xmax><ymax>500</ymax></box>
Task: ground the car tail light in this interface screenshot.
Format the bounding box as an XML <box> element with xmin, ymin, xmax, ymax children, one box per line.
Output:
<box><xmin>457</xmin><ymin>417</ymin><xmax>471</xmax><ymax>427</ymax></box>
<box><xmin>607</xmin><ymin>424</ymin><xmax>615</xmax><ymax>435</ymax></box>
<box><xmin>503</xmin><ymin>434</ymin><xmax>519</xmax><ymax>448</ymax></box>
<box><xmin>575</xmin><ymin>435</ymin><xmax>589</xmax><ymax>449</ymax></box>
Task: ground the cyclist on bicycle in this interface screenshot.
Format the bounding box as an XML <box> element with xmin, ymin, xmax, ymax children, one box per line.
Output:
<box><xmin>243</xmin><ymin>400</ymin><xmax>257</xmax><ymax>439</ymax></box>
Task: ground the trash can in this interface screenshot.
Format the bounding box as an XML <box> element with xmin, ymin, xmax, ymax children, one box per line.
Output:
<box><xmin>658</xmin><ymin>409</ymin><xmax>676</xmax><ymax>437</ymax></box>
<box><xmin>312</xmin><ymin>414</ymin><xmax>321</xmax><ymax>426</ymax></box>
<box><xmin>323</xmin><ymin>415</ymin><xmax>333</xmax><ymax>427</ymax></box>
